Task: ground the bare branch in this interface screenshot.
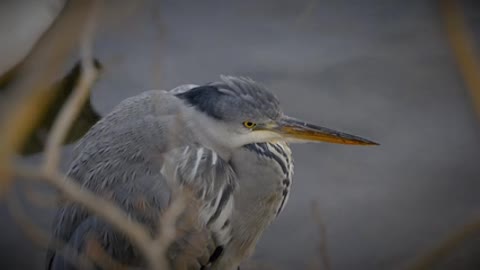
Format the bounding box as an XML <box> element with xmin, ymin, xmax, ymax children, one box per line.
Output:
<box><xmin>407</xmin><ymin>218</ymin><xmax>480</xmax><ymax>270</ymax></box>
<box><xmin>0</xmin><ymin>0</ymin><xmax>96</xmax><ymax>192</ymax></box>
<box><xmin>294</xmin><ymin>0</ymin><xmax>319</xmax><ymax>27</ymax></box>
<box><xmin>150</xmin><ymin>190</ymin><xmax>187</xmax><ymax>269</ymax></box>
<box><xmin>440</xmin><ymin>0</ymin><xmax>480</xmax><ymax>119</ymax></box>
<box><xmin>1</xmin><ymin>2</ymin><xmax>182</xmax><ymax>269</ymax></box>
<box><xmin>6</xmin><ymin>191</ymin><xmax>51</xmax><ymax>247</ymax></box>
<box><xmin>13</xmin><ymin>164</ymin><xmax>161</xmax><ymax>268</ymax></box>
<box><xmin>6</xmin><ymin>191</ymin><xmax>94</xmax><ymax>270</ymax></box>
<box><xmin>44</xmin><ymin>0</ymin><xmax>101</xmax><ymax>172</ymax></box>
<box><xmin>84</xmin><ymin>237</ymin><xmax>130</xmax><ymax>270</ymax></box>
<box><xmin>311</xmin><ymin>201</ymin><xmax>331</xmax><ymax>270</ymax></box>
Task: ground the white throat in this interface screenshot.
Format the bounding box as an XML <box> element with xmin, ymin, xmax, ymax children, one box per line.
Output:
<box><xmin>179</xmin><ymin>106</ymin><xmax>284</xmax><ymax>160</ymax></box>
<box><xmin>181</xmin><ymin>107</ymin><xmax>238</xmax><ymax>160</ymax></box>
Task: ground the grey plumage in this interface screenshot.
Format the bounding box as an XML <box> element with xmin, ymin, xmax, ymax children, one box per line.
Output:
<box><xmin>177</xmin><ymin>76</ymin><xmax>280</xmax><ymax>122</ymax></box>
<box><xmin>47</xmin><ymin>75</ymin><xmax>376</xmax><ymax>270</ymax></box>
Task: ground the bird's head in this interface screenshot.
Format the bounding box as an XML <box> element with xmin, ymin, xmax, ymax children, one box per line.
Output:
<box><xmin>175</xmin><ymin>76</ymin><xmax>378</xmax><ymax>153</ymax></box>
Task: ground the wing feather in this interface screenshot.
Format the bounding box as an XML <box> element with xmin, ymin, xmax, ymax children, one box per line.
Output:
<box><xmin>47</xmin><ymin>91</ymin><xmax>235</xmax><ymax>269</ymax></box>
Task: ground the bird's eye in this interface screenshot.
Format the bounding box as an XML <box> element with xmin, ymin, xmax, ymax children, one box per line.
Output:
<box><xmin>243</xmin><ymin>121</ymin><xmax>256</xmax><ymax>129</ymax></box>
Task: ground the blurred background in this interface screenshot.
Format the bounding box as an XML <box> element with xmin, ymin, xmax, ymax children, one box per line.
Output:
<box><xmin>1</xmin><ymin>0</ymin><xmax>480</xmax><ymax>269</ymax></box>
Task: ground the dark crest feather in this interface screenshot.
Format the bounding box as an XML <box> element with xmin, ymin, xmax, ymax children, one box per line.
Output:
<box><xmin>175</xmin><ymin>85</ymin><xmax>227</xmax><ymax>120</ymax></box>
<box><xmin>175</xmin><ymin>76</ymin><xmax>281</xmax><ymax>121</ymax></box>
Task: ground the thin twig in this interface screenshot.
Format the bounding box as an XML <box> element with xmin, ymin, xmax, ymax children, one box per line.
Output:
<box><xmin>7</xmin><ymin>191</ymin><xmax>52</xmax><ymax>247</ymax></box>
<box><xmin>311</xmin><ymin>201</ymin><xmax>331</xmax><ymax>270</ymax></box>
<box><xmin>84</xmin><ymin>236</ymin><xmax>130</xmax><ymax>270</ymax></box>
<box><xmin>0</xmin><ymin>0</ymin><xmax>96</xmax><ymax>191</ymax></box>
<box><xmin>151</xmin><ymin>190</ymin><xmax>187</xmax><ymax>269</ymax></box>
<box><xmin>407</xmin><ymin>218</ymin><xmax>480</xmax><ymax>270</ymax></box>
<box><xmin>6</xmin><ymin>191</ymin><xmax>94</xmax><ymax>270</ymax></box>
<box><xmin>295</xmin><ymin>0</ymin><xmax>319</xmax><ymax>26</ymax></box>
<box><xmin>44</xmin><ymin>0</ymin><xmax>101</xmax><ymax>172</ymax></box>
<box><xmin>23</xmin><ymin>182</ymin><xmax>57</xmax><ymax>208</ymax></box>
<box><xmin>1</xmin><ymin>1</ymin><xmax>182</xmax><ymax>268</ymax></box>
<box><xmin>10</xmin><ymin>178</ymin><xmax>134</xmax><ymax>270</ymax></box>
<box><xmin>440</xmin><ymin>0</ymin><xmax>480</xmax><ymax>119</ymax></box>
<box><xmin>13</xmin><ymin>164</ymin><xmax>162</xmax><ymax>269</ymax></box>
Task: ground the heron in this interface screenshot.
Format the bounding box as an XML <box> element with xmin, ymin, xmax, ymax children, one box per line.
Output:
<box><xmin>46</xmin><ymin>75</ymin><xmax>377</xmax><ymax>270</ymax></box>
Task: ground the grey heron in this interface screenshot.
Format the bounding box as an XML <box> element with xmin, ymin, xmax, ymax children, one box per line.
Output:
<box><xmin>46</xmin><ymin>75</ymin><xmax>377</xmax><ymax>270</ymax></box>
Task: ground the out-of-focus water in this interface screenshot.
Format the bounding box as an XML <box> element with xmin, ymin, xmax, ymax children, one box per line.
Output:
<box><xmin>1</xmin><ymin>0</ymin><xmax>480</xmax><ymax>269</ymax></box>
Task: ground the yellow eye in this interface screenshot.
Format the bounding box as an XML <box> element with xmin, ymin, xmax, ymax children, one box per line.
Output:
<box><xmin>243</xmin><ymin>121</ymin><xmax>256</xmax><ymax>129</ymax></box>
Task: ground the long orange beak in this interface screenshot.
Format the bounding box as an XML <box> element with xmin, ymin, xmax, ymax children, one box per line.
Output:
<box><xmin>268</xmin><ymin>116</ymin><xmax>378</xmax><ymax>145</ymax></box>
